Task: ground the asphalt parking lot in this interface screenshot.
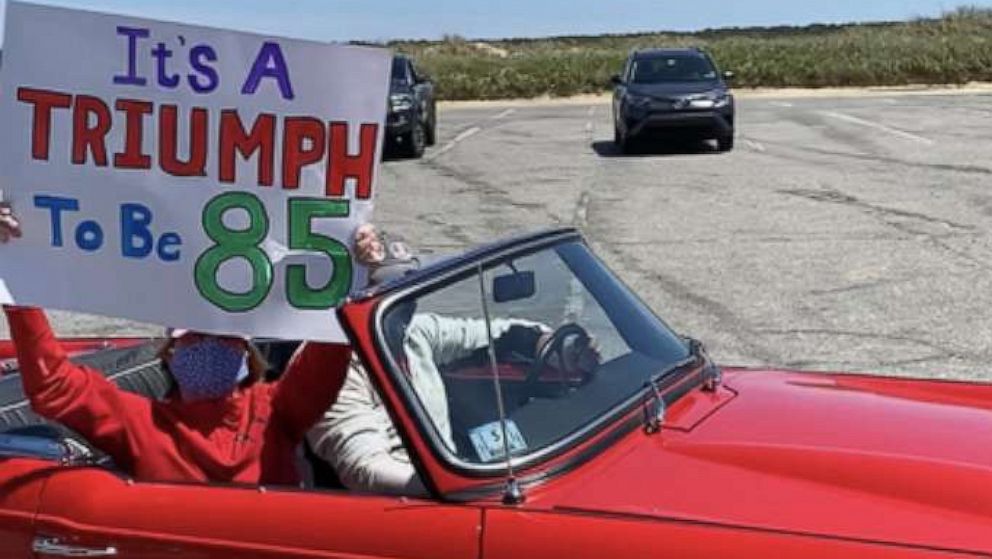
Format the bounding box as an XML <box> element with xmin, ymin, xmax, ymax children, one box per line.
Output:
<box><xmin>375</xmin><ymin>92</ymin><xmax>992</xmax><ymax>382</ymax></box>
<box><xmin>11</xmin><ymin>91</ymin><xmax>992</xmax><ymax>382</ymax></box>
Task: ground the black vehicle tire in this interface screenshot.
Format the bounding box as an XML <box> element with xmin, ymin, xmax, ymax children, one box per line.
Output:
<box><xmin>614</xmin><ymin>124</ymin><xmax>633</xmax><ymax>154</ymax></box>
<box><xmin>402</xmin><ymin>121</ymin><xmax>427</xmax><ymax>159</ymax></box>
<box><xmin>425</xmin><ymin>105</ymin><xmax>437</xmax><ymax>146</ymax></box>
<box><xmin>717</xmin><ymin>134</ymin><xmax>735</xmax><ymax>152</ymax></box>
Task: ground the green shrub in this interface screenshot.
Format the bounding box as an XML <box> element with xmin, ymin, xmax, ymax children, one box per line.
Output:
<box><xmin>387</xmin><ymin>9</ymin><xmax>992</xmax><ymax>100</ymax></box>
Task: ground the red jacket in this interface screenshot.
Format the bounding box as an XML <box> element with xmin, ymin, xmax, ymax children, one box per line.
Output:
<box><xmin>4</xmin><ymin>306</ymin><xmax>350</xmax><ymax>486</ymax></box>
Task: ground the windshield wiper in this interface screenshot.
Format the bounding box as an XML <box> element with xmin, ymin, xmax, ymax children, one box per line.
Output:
<box><xmin>641</xmin><ymin>338</ymin><xmax>722</xmax><ymax>434</ymax></box>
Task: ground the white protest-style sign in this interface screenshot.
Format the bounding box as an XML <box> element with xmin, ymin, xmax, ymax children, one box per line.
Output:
<box><xmin>0</xmin><ymin>2</ymin><xmax>391</xmax><ymax>341</ymax></box>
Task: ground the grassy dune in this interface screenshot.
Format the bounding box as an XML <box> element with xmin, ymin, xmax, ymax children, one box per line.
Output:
<box><xmin>390</xmin><ymin>7</ymin><xmax>992</xmax><ymax>100</ymax></box>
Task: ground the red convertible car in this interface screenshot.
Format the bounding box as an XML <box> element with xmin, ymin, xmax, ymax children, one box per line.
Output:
<box><xmin>1</xmin><ymin>229</ymin><xmax>990</xmax><ymax>558</ymax></box>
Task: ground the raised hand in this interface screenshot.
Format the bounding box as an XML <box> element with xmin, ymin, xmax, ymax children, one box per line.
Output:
<box><xmin>561</xmin><ymin>332</ymin><xmax>602</xmax><ymax>376</ymax></box>
<box><xmin>0</xmin><ymin>202</ymin><xmax>21</xmax><ymax>244</ymax></box>
<box><xmin>354</xmin><ymin>224</ymin><xmax>385</xmax><ymax>266</ymax></box>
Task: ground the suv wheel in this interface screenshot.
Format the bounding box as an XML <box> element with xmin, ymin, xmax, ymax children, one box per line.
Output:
<box><xmin>614</xmin><ymin>124</ymin><xmax>633</xmax><ymax>154</ymax></box>
<box><xmin>403</xmin><ymin>121</ymin><xmax>427</xmax><ymax>158</ymax></box>
<box><xmin>717</xmin><ymin>134</ymin><xmax>735</xmax><ymax>152</ymax></box>
<box><xmin>425</xmin><ymin>106</ymin><xmax>437</xmax><ymax>146</ymax></box>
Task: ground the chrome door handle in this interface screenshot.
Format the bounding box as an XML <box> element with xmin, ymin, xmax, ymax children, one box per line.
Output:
<box><xmin>32</xmin><ymin>537</ymin><xmax>118</xmax><ymax>557</ymax></box>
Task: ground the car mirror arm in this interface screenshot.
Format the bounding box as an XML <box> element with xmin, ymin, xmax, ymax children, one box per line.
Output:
<box><xmin>642</xmin><ymin>380</ymin><xmax>665</xmax><ymax>435</ymax></box>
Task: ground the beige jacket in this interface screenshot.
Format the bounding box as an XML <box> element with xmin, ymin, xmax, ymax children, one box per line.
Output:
<box><xmin>306</xmin><ymin>313</ymin><xmax>545</xmax><ymax>496</ymax></box>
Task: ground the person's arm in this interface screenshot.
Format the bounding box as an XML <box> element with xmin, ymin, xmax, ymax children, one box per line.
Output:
<box><xmin>271</xmin><ymin>340</ymin><xmax>351</xmax><ymax>442</ymax></box>
<box><xmin>412</xmin><ymin>313</ymin><xmax>549</xmax><ymax>366</ymax></box>
<box><xmin>269</xmin><ymin>222</ymin><xmax>387</xmax><ymax>442</ymax></box>
<box><xmin>307</xmin><ymin>359</ymin><xmax>427</xmax><ymax>496</ymax></box>
<box><xmin>3</xmin><ymin>305</ymin><xmax>138</xmax><ymax>467</ymax></box>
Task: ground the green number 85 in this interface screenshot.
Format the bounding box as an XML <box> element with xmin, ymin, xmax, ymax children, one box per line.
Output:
<box><xmin>195</xmin><ymin>192</ymin><xmax>351</xmax><ymax>313</ymax></box>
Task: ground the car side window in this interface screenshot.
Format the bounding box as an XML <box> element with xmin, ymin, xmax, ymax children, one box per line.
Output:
<box><xmin>408</xmin><ymin>61</ymin><xmax>419</xmax><ymax>84</ymax></box>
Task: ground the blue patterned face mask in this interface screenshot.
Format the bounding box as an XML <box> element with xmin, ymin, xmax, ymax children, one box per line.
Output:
<box><xmin>170</xmin><ymin>338</ymin><xmax>249</xmax><ymax>402</ymax></box>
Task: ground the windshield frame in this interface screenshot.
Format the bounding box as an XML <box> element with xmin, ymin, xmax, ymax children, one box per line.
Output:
<box><xmin>371</xmin><ymin>230</ymin><xmax>695</xmax><ymax>478</ymax></box>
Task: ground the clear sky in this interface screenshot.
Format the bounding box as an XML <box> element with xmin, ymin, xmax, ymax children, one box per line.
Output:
<box><xmin>2</xmin><ymin>0</ymin><xmax>989</xmax><ymax>42</ymax></box>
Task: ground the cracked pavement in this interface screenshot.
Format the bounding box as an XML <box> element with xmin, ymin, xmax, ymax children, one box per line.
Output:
<box><xmin>374</xmin><ymin>93</ymin><xmax>992</xmax><ymax>382</ymax></box>
<box><xmin>10</xmin><ymin>93</ymin><xmax>992</xmax><ymax>382</ymax></box>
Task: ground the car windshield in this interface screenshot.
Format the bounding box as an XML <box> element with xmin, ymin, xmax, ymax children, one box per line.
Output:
<box><xmin>379</xmin><ymin>240</ymin><xmax>691</xmax><ymax>467</ymax></box>
<box><xmin>631</xmin><ymin>54</ymin><xmax>718</xmax><ymax>83</ymax></box>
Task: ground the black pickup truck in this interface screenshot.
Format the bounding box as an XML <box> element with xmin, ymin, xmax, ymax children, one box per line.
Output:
<box><xmin>387</xmin><ymin>54</ymin><xmax>437</xmax><ymax>158</ymax></box>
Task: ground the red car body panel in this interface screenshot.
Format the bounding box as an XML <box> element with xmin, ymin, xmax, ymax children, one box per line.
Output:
<box><xmin>33</xmin><ymin>466</ymin><xmax>480</xmax><ymax>558</ymax></box>
<box><xmin>482</xmin><ymin>508</ymin><xmax>984</xmax><ymax>559</ymax></box>
<box><xmin>514</xmin><ymin>369</ymin><xmax>992</xmax><ymax>556</ymax></box>
<box><xmin>0</xmin><ymin>459</ymin><xmax>52</xmax><ymax>557</ymax></box>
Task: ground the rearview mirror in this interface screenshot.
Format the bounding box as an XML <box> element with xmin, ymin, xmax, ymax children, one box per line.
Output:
<box><xmin>493</xmin><ymin>271</ymin><xmax>536</xmax><ymax>303</ymax></box>
<box><xmin>610</xmin><ymin>74</ymin><xmax>623</xmax><ymax>86</ymax></box>
<box><xmin>723</xmin><ymin>70</ymin><xmax>735</xmax><ymax>81</ymax></box>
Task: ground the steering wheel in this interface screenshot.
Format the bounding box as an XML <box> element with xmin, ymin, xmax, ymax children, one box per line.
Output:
<box><xmin>525</xmin><ymin>323</ymin><xmax>596</xmax><ymax>392</ymax></box>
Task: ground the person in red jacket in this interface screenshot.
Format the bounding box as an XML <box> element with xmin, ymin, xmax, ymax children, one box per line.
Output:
<box><xmin>0</xmin><ymin>201</ymin><xmax>350</xmax><ymax>486</ymax></box>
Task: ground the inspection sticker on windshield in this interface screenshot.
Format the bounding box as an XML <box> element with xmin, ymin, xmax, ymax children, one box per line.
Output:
<box><xmin>469</xmin><ymin>420</ymin><xmax>528</xmax><ymax>462</ymax></box>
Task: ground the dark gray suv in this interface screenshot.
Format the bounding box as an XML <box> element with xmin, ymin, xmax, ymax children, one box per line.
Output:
<box><xmin>388</xmin><ymin>54</ymin><xmax>437</xmax><ymax>158</ymax></box>
<box><xmin>611</xmin><ymin>48</ymin><xmax>735</xmax><ymax>153</ymax></box>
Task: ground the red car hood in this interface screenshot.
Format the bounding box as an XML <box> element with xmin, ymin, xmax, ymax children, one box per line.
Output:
<box><xmin>537</xmin><ymin>369</ymin><xmax>992</xmax><ymax>554</ymax></box>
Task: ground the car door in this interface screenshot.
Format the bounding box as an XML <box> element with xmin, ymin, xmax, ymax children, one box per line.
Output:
<box><xmin>408</xmin><ymin>60</ymin><xmax>431</xmax><ymax>121</ymax></box>
<box><xmin>482</xmin><ymin>508</ymin><xmax>976</xmax><ymax>559</ymax></box>
<box><xmin>0</xmin><ymin>456</ymin><xmax>56</xmax><ymax>558</ymax></box>
<box><xmin>33</xmin><ymin>466</ymin><xmax>480</xmax><ymax>559</ymax></box>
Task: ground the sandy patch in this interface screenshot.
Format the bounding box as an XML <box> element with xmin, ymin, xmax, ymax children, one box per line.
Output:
<box><xmin>438</xmin><ymin>82</ymin><xmax>992</xmax><ymax>110</ymax></box>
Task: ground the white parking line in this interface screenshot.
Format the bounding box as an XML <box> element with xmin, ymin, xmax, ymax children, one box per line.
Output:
<box><xmin>584</xmin><ymin>106</ymin><xmax>597</xmax><ymax>134</ymax></box>
<box><xmin>770</xmin><ymin>101</ymin><xmax>794</xmax><ymax>108</ymax></box>
<box><xmin>820</xmin><ymin>111</ymin><xmax>934</xmax><ymax>145</ymax></box>
<box><xmin>743</xmin><ymin>139</ymin><xmax>766</xmax><ymax>152</ymax></box>
<box><xmin>574</xmin><ymin>191</ymin><xmax>591</xmax><ymax>226</ymax></box>
<box><xmin>491</xmin><ymin>108</ymin><xmax>515</xmax><ymax>120</ymax></box>
<box><xmin>424</xmin><ymin>126</ymin><xmax>482</xmax><ymax>161</ymax></box>
<box><xmin>453</xmin><ymin>126</ymin><xmax>482</xmax><ymax>143</ymax></box>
